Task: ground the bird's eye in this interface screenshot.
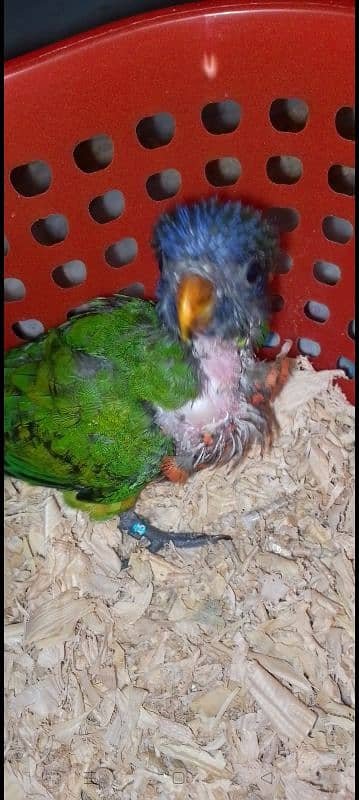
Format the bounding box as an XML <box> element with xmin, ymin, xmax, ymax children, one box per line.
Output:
<box><xmin>246</xmin><ymin>258</ymin><xmax>262</xmax><ymax>284</ymax></box>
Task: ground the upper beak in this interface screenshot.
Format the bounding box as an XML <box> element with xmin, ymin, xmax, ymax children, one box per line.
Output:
<box><xmin>176</xmin><ymin>274</ymin><xmax>215</xmax><ymax>342</ymax></box>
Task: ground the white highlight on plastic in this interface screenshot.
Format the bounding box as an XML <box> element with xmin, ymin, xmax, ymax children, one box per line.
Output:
<box><xmin>202</xmin><ymin>53</ymin><xmax>218</xmax><ymax>79</ymax></box>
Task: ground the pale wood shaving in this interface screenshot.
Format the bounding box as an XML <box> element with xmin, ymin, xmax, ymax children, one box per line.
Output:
<box><xmin>4</xmin><ymin>357</ymin><xmax>354</xmax><ymax>799</ymax></box>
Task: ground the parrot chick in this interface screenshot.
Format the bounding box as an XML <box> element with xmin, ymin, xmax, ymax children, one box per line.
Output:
<box><xmin>151</xmin><ymin>198</ymin><xmax>288</xmax><ymax>480</ymax></box>
<box><xmin>4</xmin><ymin>197</ymin><xmax>290</xmax><ymax>555</ymax></box>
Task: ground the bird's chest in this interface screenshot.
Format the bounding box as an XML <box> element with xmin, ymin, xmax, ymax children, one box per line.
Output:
<box><xmin>155</xmin><ymin>338</ymin><xmax>246</xmax><ymax>453</ymax></box>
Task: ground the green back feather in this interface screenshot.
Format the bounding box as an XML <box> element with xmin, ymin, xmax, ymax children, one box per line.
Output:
<box><xmin>5</xmin><ymin>295</ymin><xmax>199</xmax><ymax>514</ymax></box>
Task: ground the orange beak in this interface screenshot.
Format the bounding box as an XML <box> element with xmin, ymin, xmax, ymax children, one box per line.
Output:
<box><xmin>176</xmin><ymin>274</ymin><xmax>215</xmax><ymax>342</ymax></box>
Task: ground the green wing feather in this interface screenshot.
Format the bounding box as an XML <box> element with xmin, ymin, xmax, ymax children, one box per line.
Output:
<box><xmin>5</xmin><ymin>295</ymin><xmax>199</xmax><ymax>518</ymax></box>
<box><xmin>255</xmin><ymin>320</ymin><xmax>270</xmax><ymax>349</ymax></box>
<box><xmin>236</xmin><ymin>320</ymin><xmax>269</xmax><ymax>351</ymax></box>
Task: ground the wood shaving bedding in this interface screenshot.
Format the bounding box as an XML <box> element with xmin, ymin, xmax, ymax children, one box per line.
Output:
<box><xmin>4</xmin><ymin>357</ymin><xmax>355</xmax><ymax>799</ymax></box>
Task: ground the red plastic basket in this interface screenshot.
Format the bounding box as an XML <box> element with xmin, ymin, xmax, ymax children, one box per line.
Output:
<box><xmin>4</xmin><ymin>0</ymin><xmax>355</xmax><ymax>403</ymax></box>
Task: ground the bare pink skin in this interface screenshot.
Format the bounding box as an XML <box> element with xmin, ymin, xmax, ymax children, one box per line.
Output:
<box><xmin>155</xmin><ymin>336</ymin><xmax>269</xmax><ymax>470</ymax></box>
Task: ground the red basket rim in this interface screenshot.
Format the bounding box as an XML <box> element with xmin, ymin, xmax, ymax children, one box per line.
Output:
<box><xmin>4</xmin><ymin>0</ymin><xmax>355</xmax><ymax>76</ymax></box>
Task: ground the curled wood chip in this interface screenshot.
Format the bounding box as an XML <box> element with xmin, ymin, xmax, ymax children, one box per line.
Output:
<box><xmin>50</xmin><ymin>710</ymin><xmax>92</xmax><ymax>744</ymax></box>
<box><xmin>112</xmin><ymin>582</ymin><xmax>153</xmax><ymax>624</ymax></box>
<box><xmin>153</xmin><ymin>736</ymin><xmax>228</xmax><ymax>776</ymax></box>
<box><xmin>4</xmin><ymin>623</ymin><xmax>24</xmax><ymax>646</ymax></box>
<box><xmin>274</xmin><ymin>365</ymin><xmax>345</xmax><ymax>419</ymax></box>
<box><xmin>103</xmin><ymin>685</ymin><xmax>147</xmax><ymax>752</ymax></box>
<box><xmin>256</xmin><ymin>552</ymin><xmax>302</xmax><ymax>578</ymax></box>
<box><xmin>302</xmin><ymin>518</ymin><xmax>333</xmax><ymax>545</ymax></box>
<box><xmin>282</xmin><ymin>775</ymin><xmax>337</xmax><ymax>800</ymax></box>
<box><xmin>190</xmin><ymin>687</ymin><xmax>238</xmax><ymax>718</ymax></box>
<box><xmin>323</xmin><ymin>714</ymin><xmax>355</xmax><ymax>732</ymax></box>
<box><xmin>4</xmin><ymin>764</ymin><xmax>24</xmax><ymax>800</ymax></box>
<box><xmin>245</xmin><ymin>660</ymin><xmax>317</xmax><ymax>744</ymax></box>
<box><xmin>24</xmin><ymin>590</ymin><xmax>92</xmax><ymax>648</ymax></box>
<box><xmin>308</xmin><ymin>444</ymin><xmax>330</xmax><ymax>492</ymax></box>
<box><xmin>139</xmin><ymin>707</ymin><xmax>194</xmax><ymax>743</ymax></box>
<box><xmin>250</xmin><ymin>652</ymin><xmax>312</xmax><ymax>693</ymax></box>
<box><xmin>145</xmin><ymin>551</ymin><xmax>187</xmax><ymax>581</ymax></box>
<box><xmin>44</xmin><ymin>495</ymin><xmax>63</xmax><ymax>537</ymax></box>
<box><xmin>10</xmin><ymin>675</ymin><xmax>62</xmax><ymax>716</ymax></box>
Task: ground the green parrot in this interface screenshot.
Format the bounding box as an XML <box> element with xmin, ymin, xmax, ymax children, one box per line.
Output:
<box><xmin>5</xmin><ymin>198</ymin><xmax>288</xmax><ymax>553</ymax></box>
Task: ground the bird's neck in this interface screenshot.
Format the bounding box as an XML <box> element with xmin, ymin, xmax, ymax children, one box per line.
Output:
<box><xmin>191</xmin><ymin>335</ymin><xmax>242</xmax><ymax>393</ymax></box>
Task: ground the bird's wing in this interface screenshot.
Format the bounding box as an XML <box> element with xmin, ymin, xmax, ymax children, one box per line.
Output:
<box><xmin>5</xmin><ymin>297</ymin><xmax>199</xmax><ymax>503</ymax></box>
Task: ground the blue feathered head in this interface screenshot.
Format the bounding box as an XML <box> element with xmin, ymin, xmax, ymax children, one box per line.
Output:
<box><xmin>153</xmin><ymin>197</ymin><xmax>278</xmax><ymax>343</ymax></box>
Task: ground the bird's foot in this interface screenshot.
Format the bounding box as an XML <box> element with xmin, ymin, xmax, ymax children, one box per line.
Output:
<box><xmin>161</xmin><ymin>455</ymin><xmax>191</xmax><ymax>484</ymax></box>
<box><xmin>118</xmin><ymin>510</ymin><xmax>231</xmax><ymax>554</ymax></box>
<box><xmin>250</xmin><ymin>340</ymin><xmax>293</xmax><ymax>407</ymax></box>
<box><xmin>192</xmin><ymin>405</ymin><xmax>269</xmax><ymax>471</ymax></box>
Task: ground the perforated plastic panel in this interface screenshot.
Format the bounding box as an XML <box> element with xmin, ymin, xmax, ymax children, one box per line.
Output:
<box><xmin>4</xmin><ymin>0</ymin><xmax>355</xmax><ymax>402</ymax></box>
